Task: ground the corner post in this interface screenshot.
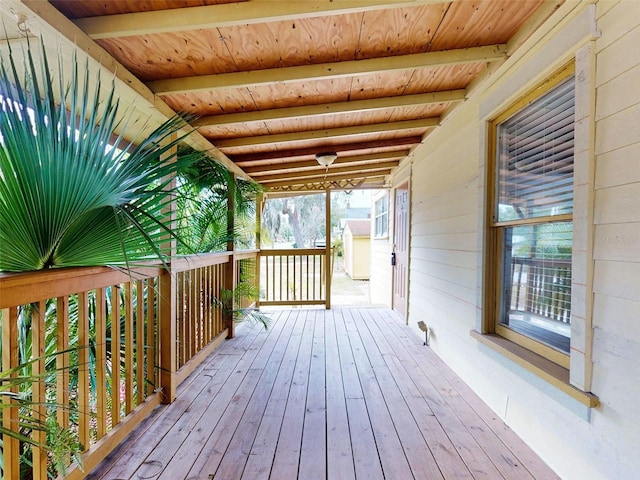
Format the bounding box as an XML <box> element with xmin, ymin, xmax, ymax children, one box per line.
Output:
<box><xmin>159</xmin><ymin>136</ymin><xmax>177</xmax><ymax>404</ymax></box>
<box><xmin>225</xmin><ymin>174</ymin><xmax>237</xmax><ymax>338</ymax></box>
<box><xmin>325</xmin><ymin>188</ymin><xmax>331</xmax><ymax>309</ymax></box>
<box><xmin>255</xmin><ymin>193</ymin><xmax>263</xmax><ymax>308</ymax></box>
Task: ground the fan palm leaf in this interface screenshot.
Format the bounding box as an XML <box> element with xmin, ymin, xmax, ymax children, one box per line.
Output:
<box><xmin>0</xmin><ymin>38</ymin><xmax>203</xmax><ymax>272</ymax></box>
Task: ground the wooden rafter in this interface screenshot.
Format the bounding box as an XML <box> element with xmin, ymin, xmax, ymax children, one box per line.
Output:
<box><xmin>147</xmin><ymin>46</ymin><xmax>507</xmax><ymax>95</ymax></box>
<box><xmin>232</xmin><ymin>138</ymin><xmax>421</xmax><ymax>165</ymax></box>
<box><xmin>257</xmin><ymin>162</ymin><xmax>399</xmax><ymax>182</ymax></box>
<box><xmin>194</xmin><ymin>90</ymin><xmax>466</xmax><ymax>127</ymax></box>
<box><xmin>267</xmin><ymin>174</ymin><xmax>387</xmax><ymax>190</ymax></box>
<box><xmin>241</xmin><ymin>151</ymin><xmax>409</xmax><ymax>174</ymax></box>
<box><xmin>216</xmin><ymin>118</ymin><xmax>438</xmax><ymax>148</ymax></box>
<box><xmin>74</xmin><ymin>0</ymin><xmax>456</xmax><ymax>39</ymax></box>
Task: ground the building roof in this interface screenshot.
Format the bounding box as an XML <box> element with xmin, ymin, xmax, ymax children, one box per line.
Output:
<box><xmin>344</xmin><ymin>219</ymin><xmax>371</xmax><ymax>238</ymax></box>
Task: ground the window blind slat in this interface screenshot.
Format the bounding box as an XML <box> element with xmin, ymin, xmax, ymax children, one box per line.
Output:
<box><xmin>497</xmin><ymin>76</ymin><xmax>575</xmax><ymax>221</ymax></box>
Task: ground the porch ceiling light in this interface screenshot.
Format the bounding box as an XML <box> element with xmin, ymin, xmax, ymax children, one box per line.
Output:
<box><xmin>315</xmin><ymin>152</ymin><xmax>337</xmax><ymax>167</ymax></box>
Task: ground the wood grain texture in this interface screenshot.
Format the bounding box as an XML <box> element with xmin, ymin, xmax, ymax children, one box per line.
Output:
<box><xmin>88</xmin><ymin>306</ymin><xmax>559</xmax><ymax>480</ymax></box>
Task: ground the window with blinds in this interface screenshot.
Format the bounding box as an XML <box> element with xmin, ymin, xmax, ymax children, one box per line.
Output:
<box><xmin>488</xmin><ymin>66</ymin><xmax>575</xmax><ymax>365</ymax></box>
<box><xmin>496</xmin><ymin>76</ymin><xmax>575</xmax><ymax>222</ymax></box>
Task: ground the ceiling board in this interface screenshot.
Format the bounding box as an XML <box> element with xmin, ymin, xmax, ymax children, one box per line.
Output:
<box><xmin>18</xmin><ymin>0</ymin><xmax>556</xmax><ymax>191</ymax></box>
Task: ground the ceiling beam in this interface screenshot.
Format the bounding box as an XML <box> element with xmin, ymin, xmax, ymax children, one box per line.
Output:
<box><xmin>194</xmin><ymin>90</ymin><xmax>466</xmax><ymax>127</ymax></box>
<box><xmin>216</xmin><ymin>118</ymin><xmax>439</xmax><ymax>148</ymax></box>
<box><xmin>232</xmin><ymin>138</ymin><xmax>420</xmax><ymax>165</ymax></box>
<box><xmin>75</xmin><ymin>0</ymin><xmax>455</xmax><ymax>39</ymax></box>
<box><xmin>256</xmin><ymin>162</ymin><xmax>399</xmax><ymax>182</ymax></box>
<box><xmin>265</xmin><ymin>173</ymin><xmax>388</xmax><ymax>190</ymax></box>
<box><xmin>260</xmin><ymin>168</ymin><xmax>391</xmax><ymax>184</ymax></box>
<box><xmin>148</xmin><ymin>45</ymin><xmax>507</xmax><ymax>95</ymax></box>
<box><xmin>9</xmin><ymin>0</ymin><xmax>248</xmax><ymax>179</ymax></box>
<box><xmin>242</xmin><ymin>151</ymin><xmax>408</xmax><ymax>174</ymax></box>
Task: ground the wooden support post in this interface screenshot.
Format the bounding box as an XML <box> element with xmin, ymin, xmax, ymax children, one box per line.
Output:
<box><xmin>2</xmin><ymin>307</ymin><xmax>20</xmax><ymax>480</ymax></box>
<box><xmin>325</xmin><ymin>188</ymin><xmax>332</xmax><ymax>309</ymax></box>
<box><xmin>225</xmin><ymin>174</ymin><xmax>236</xmax><ymax>338</ymax></box>
<box><xmin>256</xmin><ymin>193</ymin><xmax>263</xmax><ymax>307</ymax></box>
<box><xmin>159</xmin><ymin>136</ymin><xmax>178</xmax><ymax>404</ymax></box>
<box><xmin>31</xmin><ymin>300</ymin><xmax>47</xmax><ymax>480</ymax></box>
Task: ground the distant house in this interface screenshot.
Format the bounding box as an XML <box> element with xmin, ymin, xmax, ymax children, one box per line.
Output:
<box><xmin>342</xmin><ymin>219</ymin><xmax>371</xmax><ymax>280</ymax></box>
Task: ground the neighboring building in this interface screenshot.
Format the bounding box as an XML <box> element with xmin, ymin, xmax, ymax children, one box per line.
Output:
<box><xmin>342</xmin><ymin>219</ymin><xmax>371</xmax><ymax>280</ymax></box>
<box><xmin>370</xmin><ymin>3</ymin><xmax>640</xmax><ymax>479</ymax></box>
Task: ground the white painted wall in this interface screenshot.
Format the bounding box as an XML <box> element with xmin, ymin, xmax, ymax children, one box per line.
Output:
<box><xmin>389</xmin><ymin>1</ymin><xmax>640</xmax><ymax>479</ymax></box>
<box><xmin>369</xmin><ymin>189</ymin><xmax>394</xmax><ymax>307</ymax></box>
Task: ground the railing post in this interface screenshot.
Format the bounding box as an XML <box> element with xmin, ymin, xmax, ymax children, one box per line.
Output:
<box><xmin>159</xmin><ymin>136</ymin><xmax>178</xmax><ymax>404</ymax></box>
<box><xmin>225</xmin><ymin>175</ymin><xmax>236</xmax><ymax>338</ymax></box>
<box><xmin>256</xmin><ymin>193</ymin><xmax>263</xmax><ymax>308</ymax></box>
<box><xmin>159</xmin><ymin>268</ymin><xmax>177</xmax><ymax>403</ymax></box>
<box><xmin>325</xmin><ymin>188</ymin><xmax>332</xmax><ymax>309</ymax></box>
<box><xmin>2</xmin><ymin>306</ymin><xmax>20</xmax><ymax>480</ymax></box>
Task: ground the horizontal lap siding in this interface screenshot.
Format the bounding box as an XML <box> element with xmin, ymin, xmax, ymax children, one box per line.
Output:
<box><xmin>591</xmin><ymin>2</ymin><xmax>640</xmax><ymax>475</ymax></box>
<box><xmin>401</xmin><ymin>2</ymin><xmax>640</xmax><ymax>479</ymax></box>
<box><xmin>408</xmin><ymin>105</ymin><xmax>480</xmax><ymax>368</ymax></box>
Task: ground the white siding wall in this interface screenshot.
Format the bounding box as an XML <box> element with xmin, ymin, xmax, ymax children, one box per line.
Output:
<box><xmin>395</xmin><ymin>1</ymin><xmax>640</xmax><ymax>478</ymax></box>
<box><xmin>370</xmin><ymin>190</ymin><xmax>394</xmax><ymax>307</ymax></box>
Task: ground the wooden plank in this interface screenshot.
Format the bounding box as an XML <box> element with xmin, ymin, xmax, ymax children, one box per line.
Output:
<box><xmin>31</xmin><ymin>300</ymin><xmax>47</xmax><ymax>480</ymax></box>
<box><xmin>241</xmin><ymin>310</ymin><xmax>305</xmax><ymax>479</ymax></box>
<box><xmin>78</xmin><ymin>290</ymin><xmax>91</xmax><ymax>450</ymax></box>
<box><xmin>343</xmin><ymin>308</ymin><xmax>415</xmax><ymax>479</ymax></box>
<box><xmin>363</xmin><ymin>308</ymin><xmax>473</xmax><ymax>479</ymax></box>
<box><xmin>95</xmin><ymin>287</ymin><xmax>108</xmax><ymax>439</ymax></box>
<box><xmin>1</xmin><ymin>307</ymin><xmax>20</xmax><ymax>480</ymax></box>
<box><xmin>269</xmin><ymin>309</ymin><xmax>315</xmax><ymax>478</ymax></box>
<box><xmin>136</xmin><ymin>280</ymin><xmax>145</xmax><ymax>404</ymax></box>
<box><xmin>147</xmin><ymin>281</ymin><xmax>157</xmax><ymax>396</ymax></box>
<box><xmin>110</xmin><ymin>286</ymin><xmax>121</xmax><ymax>427</ymax></box>
<box><xmin>298</xmin><ymin>310</ymin><xmax>327</xmax><ymax>479</ymax></box>
<box><xmin>75</xmin><ymin>1</ymin><xmax>456</xmax><ymax>39</ymax></box>
<box><xmin>336</xmin><ymin>308</ymin><xmax>386</xmax><ymax>479</ymax></box>
<box><xmin>93</xmin><ymin>321</ymin><xmax>263</xmax><ymax>480</ymax></box>
<box><xmin>195</xmin><ymin>90</ymin><xmax>466</xmax><ymax>127</ymax></box>
<box><xmin>353</xmin><ymin>308</ymin><xmax>444</xmax><ymax>479</ymax></box>
<box><xmin>124</xmin><ymin>283</ymin><xmax>135</xmax><ymax>414</ymax></box>
<box><xmin>148</xmin><ymin>46</ymin><xmax>506</xmax><ymax>94</ymax></box>
<box><xmin>211</xmin><ymin>309</ymin><xmax>297</xmax><ymax>478</ymax></box>
<box><xmin>379</xmin><ymin>310</ymin><xmax>547</xmax><ymax>479</ymax></box>
<box><xmin>324</xmin><ymin>309</ymin><xmax>357</xmax><ymax>480</ymax></box>
<box><xmin>152</xmin><ymin>311</ymin><xmax>281</xmax><ymax>478</ymax></box>
<box><xmin>215</xmin><ymin>119</ymin><xmax>437</xmax><ymax>148</ymax></box>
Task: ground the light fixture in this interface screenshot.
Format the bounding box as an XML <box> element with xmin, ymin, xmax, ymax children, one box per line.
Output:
<box><xmin>315</xmin><ymin>152</ymin><xmax>337</xmax><ymax>167</ymax></box>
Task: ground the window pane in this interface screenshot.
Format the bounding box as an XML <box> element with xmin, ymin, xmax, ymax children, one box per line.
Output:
<box><xmin>500</xmin><ymin>222</ymin><xmax>572</xmax><ymax>353</ymax></box>
<box><xmin>496</xmin><ymin>76</ymin><xmax>575</xmax><ymax>221</ymax></box>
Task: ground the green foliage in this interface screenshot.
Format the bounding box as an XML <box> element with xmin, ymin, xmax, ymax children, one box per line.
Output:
<box><xmin>177</xmin><ymin>154</ymin><xmax>262</xmax><ymax>254</ymax></box>
<box><xmin>0</xmin><ymin>38</ymin><xmax>204</xmax><ymax>272</ymax></box>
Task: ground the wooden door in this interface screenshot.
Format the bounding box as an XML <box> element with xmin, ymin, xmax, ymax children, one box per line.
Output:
<box><xmin>393</xmin><ymin>185</ymin><xmax>409</xmax><ymax>316</ymax></box>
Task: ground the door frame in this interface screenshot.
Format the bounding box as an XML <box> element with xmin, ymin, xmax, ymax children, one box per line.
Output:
<box><xmin>392</xmin><ymin>181</ymin><xmax>411</xmax><ymax>321</ymax></box>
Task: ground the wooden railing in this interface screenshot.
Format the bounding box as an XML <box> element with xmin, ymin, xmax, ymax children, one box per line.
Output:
<box><xmin>258</xmin><ymin>248</ymin><xmax>329</xmax><ymax>306</ymax></box>
<box><xmin>510</xmin><ymin>257</ymin><xmax>572</xmax><ymax>323</ymax></box>
<box><xmin>0</xmin><ymin>251</ymin><xmax>256</xmax><ymax>479</ymax></box>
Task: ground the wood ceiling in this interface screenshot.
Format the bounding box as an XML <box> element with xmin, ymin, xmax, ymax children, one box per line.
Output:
<box><xmin>18</xmin><ymin>0</ymin><xmax>560</xmax><ymax>192</ymax></box>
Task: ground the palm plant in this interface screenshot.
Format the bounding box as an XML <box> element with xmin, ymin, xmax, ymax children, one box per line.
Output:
<box><xmin>0</xmin><ymin>37</ymin><xmax>209</xmax><ymax>477</ymax></box>
<box><xmin>0</xmin><ymin>38</ymin><xmax>204</xmax><ymax>272</ymax></box>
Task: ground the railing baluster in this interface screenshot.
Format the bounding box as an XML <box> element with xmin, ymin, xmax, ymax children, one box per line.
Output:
<box><xmin>111</xmin><ymin>286</ymin><xmax>121</xmax><ymax>427</ymax></box>
<box><xmin>136</xmin><ymin>280</ymin><xmax>145</xmax><ymax>405</ymax></box>
<box><xmin>78</xmin><ymin>290</ymin><xmax>91</xmax><ymax>450</ymax></box>
<box><xmin>32</xmin><ymin>300</ymin><xmax>47</xmax><ymax>480</ymax></box>
<box><xmin>2</xmin><ymin>306</ymin><xmax>20</xmax><ymax>480</ymax></box>
<box><xmin>124</xmin><ymin>283</ymin><xmax>134</xmax><ymax>414</ymax></box>
<box><xmin>147</xmin><ymin>280</ymin><xmax>156</xmax><ymax>396</ymax></box>
<box><xmin>57</xmin><ymin>296</ymin><xmax>70</xmax><ymax>437</ymax></box>
<box><xmin>96</xmin><ymin>287</ymin><xmax>108</xmax><ymax>439</ymax></box>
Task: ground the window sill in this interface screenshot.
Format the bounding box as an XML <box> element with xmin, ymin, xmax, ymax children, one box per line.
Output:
<box><xmin>470</xmin><ymin>330</ymin><xmax>599</xmax><ymax>408</ymax></box>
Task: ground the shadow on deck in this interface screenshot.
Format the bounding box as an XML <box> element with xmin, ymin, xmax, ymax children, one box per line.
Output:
<box><xmin>87</xmin><ymin>307</ymin><xmax>559</xmax><ymax>480</ymax></box>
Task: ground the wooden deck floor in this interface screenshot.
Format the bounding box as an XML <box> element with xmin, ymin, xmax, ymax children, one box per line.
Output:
<box><xmin>88</xmin><ymin>307</ymin><xmax>559</xmax><ymax>480</ymax></box>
